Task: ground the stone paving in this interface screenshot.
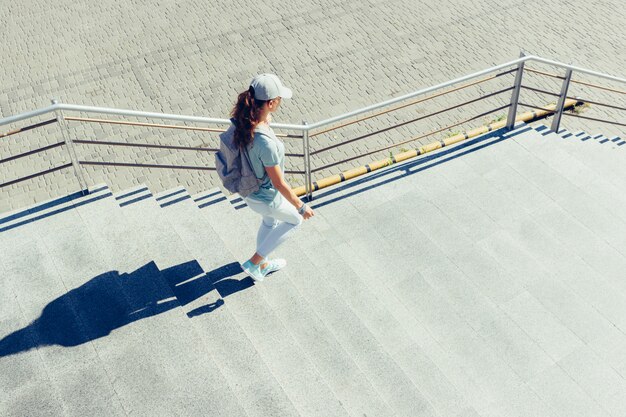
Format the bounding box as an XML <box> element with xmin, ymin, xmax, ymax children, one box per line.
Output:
<box><xmin>1</xmin><ymin>0</ymin><xmax>625</xmax><ymax>212</ymax></box>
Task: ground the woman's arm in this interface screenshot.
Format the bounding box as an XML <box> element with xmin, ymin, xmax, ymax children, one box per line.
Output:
<box><xmin>265</xmin><ymin>165</ymin><xmax>314</xmax><ymax>219</ymax></box>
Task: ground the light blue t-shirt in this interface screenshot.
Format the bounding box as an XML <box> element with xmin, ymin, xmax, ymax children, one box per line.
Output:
<box><xmin>246</xmin><ymin>124</ymin><xmax>285</xmax><ymax>203</ymax></box>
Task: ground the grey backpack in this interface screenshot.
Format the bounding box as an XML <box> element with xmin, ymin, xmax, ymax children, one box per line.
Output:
<box><xmin>215</xmin><ymin>119</ymin><xmax>261</xmax><ymax>197</ymax></box>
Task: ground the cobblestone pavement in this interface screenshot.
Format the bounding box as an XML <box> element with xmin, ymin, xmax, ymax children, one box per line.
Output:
<box><xmin>1</xmin><ymin>0</ymin><xmax>625</xmax><ymax>212</ymax></box>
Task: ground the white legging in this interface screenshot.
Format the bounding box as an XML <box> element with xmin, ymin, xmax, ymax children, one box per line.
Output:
<box><xmin>244</xmin><ymin>194</ymin><xmax>303</xmax><ymax>258</ymax></box>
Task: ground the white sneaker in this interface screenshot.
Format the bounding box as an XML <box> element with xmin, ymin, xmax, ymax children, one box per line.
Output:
<box><xmin>261</xmin><ymin>259</ymin><xmax>287</xmax><ymax>276</ymax></box>
<box><xmin>241</xmin><ymin>260</ymin><xmax>266</xmax><ymax>282</ymax></box>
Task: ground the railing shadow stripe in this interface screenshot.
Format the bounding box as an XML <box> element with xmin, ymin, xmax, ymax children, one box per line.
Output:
<box><xmin>310</xmin><ymin>126</ymin><xmax>533</xmax><ymax>209</ymax></box>
<box><xmin>0</xmin><ymin>191</ymin><xmax>113</xmax><ymax>233</ymax></box>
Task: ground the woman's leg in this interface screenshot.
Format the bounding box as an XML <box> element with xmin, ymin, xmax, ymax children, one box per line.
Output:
<box><xmin>244</xmin><ymin>196</ymin><xmax>276</xmax><ymax>267</ymax></box>
<box><xmin>256</xmin><ymin>196</ymin><xmax>302</xmax><ymax>258</ymax></box>
<box><xmin>257</xmin><ymin>215</ymin><xmax>278</xmax><ymax>250</ymax></box>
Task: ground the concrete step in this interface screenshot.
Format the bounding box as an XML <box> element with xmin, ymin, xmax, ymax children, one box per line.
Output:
<box><xmin>557</xmin><ymin>128</ymin><xmax>625</xmax><ymax>148</ymax></box>
<box><xmin>461</xmin><ymin>128</ymin><xmax>626</xmax><ymax>299</ymax></box>
<box><xmin>299</xmin><ymin>125</ymin><xmax>557</xmax><ymax>414</ymax></box>
<box><xmin>300</xmin><ymin>123</ymin><xmax>618</xmax><ymax>416</ymax></box>
<box><xmin>311</xmin><ymin>170</ymin><xmax>555</xmax><ymax>414</ymax></box>
<box><xmin>0</xmin><ymin>185</ymin><xmax>125</xmax><ymax>416</ymax></box>
<box><xmin>1</xmin><ymin>183</ymin><xmax>223</xmax><ymax>415</ymax></box>
<box><xmin>0</xmin><ymin>184</ymin><xmax>111</xmax><ymax>234</ymax></box>
<box><xmin>514</xmin><ymin>129</ymin><xmax>626</xmax><ymax>258</ymax></box>
<box><xmin>304</xmin><ymin>123</ymin><xmax>528</xmax><ymax>213</ymax></box>
<box><xmin>210</xmin><ymin>194</ymin><xmax>437</xmax><ymax>416</ymax></box>
<box><xmin>191</xmin><ymin>187</ymin><xmax>227</xmax><ymax>209</ymax></box>
<box><xmin>154</xmin><ymin>185</ymin><xmax>191</xmax><ymax>208</ymax></box>
<box><xmin>114</xmin><ymin>188</ymin><xmax>248</xmax><ymax>416</ymax></box>
<box><xmin>528</xmin><ymin>125</ymin><xmax>626</xmax><ymax>184</ymax></box>
<box><xmin>479</xmin><ymin>127</ymin><xmax>626</xmax><ymax>226</ymax></box>
<box><xmin>62</xmin><ymin>185</ymin><xmax>243</xmax><ymax>415</ymax></box>
<box><xmin>195</xmin><ymin>192</ymin><xmax>434</xmax><ymax>415</ymax></box>
<box><xmin>453</xmin><ymin>131</ymin><xmax>626</xmax><ymax>416</ymax></box>
<box><xmin>112</xmin><ymin>184</ymin><xmax>153</xmax><ymax>207</ymax></box>
<box><xmin>490</xmin><ymin>201</ymin><xmax>626</xmax><ymax>338</ymax></box>
<box><xmin>531</xmin><ymin>125</ymin><xmax>596</xmax><ymax>150</ymax></box>
<box><xmin>516</xmin><ymin>128</ymin><xmax>626</xmax><ymax>196</ymax></box>
<box><xmin>462</xmin><ymin>133</ymin><xmax>626</xmax><ymax>306</ymax></box>
<box><xmin>225</xmin><ymin>207</ymin><xmax>402</xmax><ymax>416</ymax></box>
<box><xmin>550</xmin><ymin>125</ymin><xmax>625</xmax><ymax>152</ymax></box>
<box><xmin>535</xmin><ymin>129</ymin><xmax>626</xmax><ymax>203</ymax></box>
<box><xmin>535</xmin><ymin>124</ymin><xmax>620</xmax><ymax>150</ymax></box>
<box><xmin>0</xmin><ymin>181</ymin><xmax>244</xmax><ymax>415</ymax></box>
<box><xmin>229</xmin><ymin>198</ymin><xmax>450</xmax><ymax>417</ymax></box>
<box><xmin>299</xmin><ymin>212</ymin><xmax>493</xmax><ymax>415</ymax></box>
<box><xmin>156</xmin><ymin>192</ymin><xmax>341</xmax><ymax>417</ymax></box>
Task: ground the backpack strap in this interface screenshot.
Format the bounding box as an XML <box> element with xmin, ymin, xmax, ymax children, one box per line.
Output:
<box><xmin>230</xmin><ymin>118</ymin><xmax>263</xmax><ymax>181</ymax></box>
<box><xmin>241</xmin><ymin>146</ymin><xmax>253</xmax><ymax>170</ymax></box>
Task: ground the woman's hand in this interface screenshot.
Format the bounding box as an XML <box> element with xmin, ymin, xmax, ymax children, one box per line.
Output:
<box><xmin>301</xmin><ymin>204</ymin><xmax>315</xmax><ymax>220</ymax></box>
<box><xmin>266</xmin><ymin>165</ymin><xmax>315</xmax><ymax>220</ymax></box>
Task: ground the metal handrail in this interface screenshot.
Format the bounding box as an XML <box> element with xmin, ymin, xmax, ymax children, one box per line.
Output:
<box><xmin>0</xmin><ymin>103</ymin><xmax>305</xmax><ymax>131</ymax></box>
<box><xmin>570</xmin><ymin>80</ymin><xmax>626</xmax><ymax>95</ymax></box>
<box><xmin>518</xmin><ymin>103</ymin><xmax>559</xmax><ymax>113</ymax></box>
<box><xmin>1</xmin><ymin>54</ymin><xmax>625</xmax><ymax>200</ymax></box>
<box><xmin>563</xmin><ymin>113</ymin><xmax>626</xmax><ymax>127</ymax></box>
<box><xmin>0</xmin><ymin>105</ymin><xmax>59</xmax><ymax>128</ymax></box>
<box><xmin>73</xmin><ymin>139</ymin><xmax>219</xmax><ymax>152</ymax></box>
<box><xmin>304</xmin><ymin>56</ymin><xmax>625</xmax><ymax>132</ymax></box>
<box><xmin>520</xmin><ymin>85</ymin><xmax>561</xmax><ymax>97</ymax></box>
<box><xmin>0</xmin><ymin>163</ymin><xmax>73</xmax><ymax>189</ymax></box>
<box><xmin>79</xmin><ymin>161</ymin><xmax>217</xmax><ymax>171</ymax></box>
<box><xmin>0</xmin><ymin>141</ymin><xmax>66</xmax><ymax>165</ymax></box>
<box><xmin>65</xmin><ymin>103</ymin><xmax>306</xmax><ymax>132</ymax></box>
<box><xmin>525</xmin><ymin>68</ymin><xmax>626</xmax><ymax>95</ymax></box>
<box><xmin>72</xmin><ymin>140</ymin><xmax>304</xmax><ymax>157</ymax></box>
<box><xmin>525</xmin><ymin>68</ymin><xmax>565</xmax><ymax>80</ymax></box>
<box><xmin>1</xmin><ymin>56</ymin><xmax>528</xmax><ymax>132</ymax></box>
<box><xmin>0</xmin><ymin>118</ymin><xmax>58</xmax><ymax>138</ymax></box>
<box><xmin>309</xmin><ymin>68</ymin><xmax>518</xmax><ymax>137</ymax></box>
<box><xmin>2</xmin><ymin>55</ymin><xmax>625</xmax><ymax>131</ymax></box>
<box><xmin>310</xmin><ymin>87</ymin><xmax>514</xmax><ymax>156</ymax></box>
<box><xmin>77</xmin><ymin>160</ymin><xmax>306</xmax><ymax>175</ymax></box>
<box><xmin>306</xmin><ymin>58</ymin><xmax>527</xmax><ymax>131</ymax></box>
<box><xmin>66</xmin><ymin>116</ymin><xmax>228</xmax><ymax>133</ymax></box>
<box><xmin>528</xmin><ymin>56</ymin><xmax>626</xmax><ymax>84</ymax></box>
<box><xmin>64</xmin><ymin>116</ymin><xmax>304</xmax><ymax>139</ymax></box>
<box><xmin>311</xmin><ymin>104</ymin><xmax>511</xmax><ymax>173</ymax></box>
<box><xmin>565</xmin><ymin>97</ymin><xmax>626</xmax><ymax>112</ymax></box>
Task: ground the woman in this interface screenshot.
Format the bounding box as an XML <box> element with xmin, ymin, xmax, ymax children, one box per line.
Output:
<box><xmin>231</xmin><ymin>74</ymin><xmax>314</xmax><ymax>282</ymax></box>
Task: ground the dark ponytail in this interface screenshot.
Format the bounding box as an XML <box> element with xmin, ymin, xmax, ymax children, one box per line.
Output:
<box><xmin>230</xmin><ymin>86</ymin><xmax>267</xmax><ymax>149</ymax></box>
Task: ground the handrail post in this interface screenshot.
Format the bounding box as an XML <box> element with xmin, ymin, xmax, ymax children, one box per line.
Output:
<box><xmin>302</xmin><ymin>121</ymin><xmax>313</xmax><ymax>201</ymax></box>
<box><xmin>506</xmin><ymin>50</ymin><xmax>526</xmax><ymax>130</ymax></box>
<box><xmin>550</xmin><ymin>68</ymin><xmax>574</xmax><ymax>132</ymax></box>
<box><xmin>52</xmin><ymin>99</ymin><xmax>88</xmax><ymax>196</ymax></box>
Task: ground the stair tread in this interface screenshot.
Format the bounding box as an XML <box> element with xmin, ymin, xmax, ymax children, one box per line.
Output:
<box><xmin>157</xmin><ymin>197</ymin><xmax>311</xmax><ymax>417</ymax></box>
<box><xmin>39</xmin><ymin>190</ymin><xmax>241</xmax><ymax>415</ymax></box>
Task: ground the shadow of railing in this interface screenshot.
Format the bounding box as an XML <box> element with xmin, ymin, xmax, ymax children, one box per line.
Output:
<box><xmin>0</xmin><ymin>259</ymin><xmax>252</xmax><ymax>358</ymax></box>
<box><xmin>310</xmin><ymin>125</ymin><xmax>533</xmax><ymax>209</ymax></box>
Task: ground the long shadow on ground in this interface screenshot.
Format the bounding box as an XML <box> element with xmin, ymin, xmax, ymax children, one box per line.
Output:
<box><xmin>0</xmin><ymin>260</ymin><xmax>252</xmax><ymax>358</ymax></box>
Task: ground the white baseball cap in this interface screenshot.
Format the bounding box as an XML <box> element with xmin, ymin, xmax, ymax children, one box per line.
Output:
<box><xmin>250</xmin><ymin>74</ymin><xmax>293</xmax><ymax>101</ymax></box>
